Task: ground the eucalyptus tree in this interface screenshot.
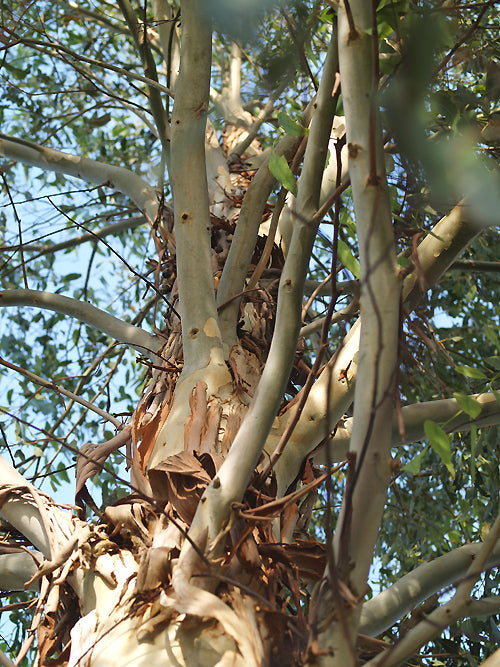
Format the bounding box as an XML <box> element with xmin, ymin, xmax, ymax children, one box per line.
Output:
<box><xmin>1</xmin><ymin>0</ymin><xmax>500</xmax><ymax>665</ymax></box>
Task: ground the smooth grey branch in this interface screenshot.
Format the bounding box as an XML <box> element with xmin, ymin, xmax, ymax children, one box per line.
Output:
<box><xmin>359</xmin><ymin>542</ymin><xmax>500</xmax><ymax>637</ymax></box>
<box><xmin>0</xmin><ymin>290</ymin><xmax>159</xmax><ymax>358</ymax></box>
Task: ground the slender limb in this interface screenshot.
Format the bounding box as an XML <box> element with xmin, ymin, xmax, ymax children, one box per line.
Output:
<box><xmin>216</xmin><ymin>100</ymin><xmax>317</xmax><ymax>345</ymax></box>
<box><xmin>216</xmin><ymin>135</ymin><xmax>298</xmax><ymax>347</ymax></box>
<box><xmin>228</xmin><ymin>78</ymin><xmax>290</xmax><ymax>161</ymax></box>
<box><xmin>0</xmin><ymin>290</ymin><xmax>159</xmax><ymax>358</ymax></box>
<box><xmin>365</xmin><ymin>513</ymin><xmax>500</xmax><ymax>667</ymax></box>
<box><xmin>270</xmin><ymin>203</ymin><xmax>484</xmax><ymax>498</ymax></box>
<box><xmin>117</xmin><ymin>0</ymin><xmax>170</xmax><ymax>152</ymax></box>
<box><xmin>0</xmin><ymin>646</ymin><xmax>16</xmax><ymax>667</ymax></box>
<box><xmin>359</xmin><ymin>541</ymin><xmax>500</xmax><ymax>636</ymax></box>
<box><xmin>170</xmin><ymin>0</ymin><xmax>225</xmax><ymax>373</ymax></box>
<box><xmin>210</xmin><ymin>42</ymin><xmax>254</xmax><ymax>128</ymax></box>
<box><xmin>0</xmin><ymin>134</ymin><xmax>164</xmax><ymax>232</ymax></box>
<box><xmin>402</xmin><ymin>200</ymin><xmax>479</xmax><ymax>306</ymax></box>
<box><xmin>0</xmin><ymin>552</ymin><xmax>40</xmax><ymax>592</ymax></box>
<box><xmin>0</xmin><ymin>456</ymin><xmax>53</xmax><ymax>556</ymax></box>
<box><xmin>332</xmin><ymin>0</ymin><xmax>400</xmax><ymax>585</ymax></box>
<box><xmin>0</xmin><ymin>215</ymin><xmax>146</xmax><ymax>255</ymax></box>
<box><xmin>316</xmin><ymin>391</ymin><xmax>500</xmax><ymax>465</ymax></box>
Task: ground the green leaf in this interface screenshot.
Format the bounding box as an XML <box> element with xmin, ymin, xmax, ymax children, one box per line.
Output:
<box><xmin>277</xmin><ymin>111</ymin><xmax>306</xmax><ymax>137</ymax></box>
<box><xmin>403</xmin><ymin>444</ymin><xmax>429</xmax><ymax>474</ymax></box>
<box><xmin>64</xmin><ymin>273</ymin><xmax>81</xmax><ymax>282</ymax></box>
<box><xmin>338</xmin><ymin>239</ymin><xmax>360</xmax><ymax>278</ymax></box>
<box><xmin>88</xmin><ymin>112</ymin><xmax>112</xmax><ymax>127</ymax></box>
<box><xmin>452</xmin><ymin>392</ymin><xmax>482</xmax><ymax>419</ymax></box>
<box><xmin>484</xmin><ymin>325</ymin><xmax>500</xmax><ymax>349</ymax></box>
<box><xmin>424</xmin><ymin>420</ymin><xmax>454</xmax><ymax>478</ymax></box>
<box><xmin>456</xmin><ymin>365</ymin><xmax>487</xmax><ymax>380</ymax></box>
<box><xmin>268</xmin><ymin>151</ymin><xmax>297</xmax><ymax>195</ymax></box>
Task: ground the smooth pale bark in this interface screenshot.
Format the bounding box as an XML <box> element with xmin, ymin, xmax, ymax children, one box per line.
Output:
<box><xmin>268</xmin><ymin>319</ymin><xmax>360</xmax><ymax>498</ymax></box>
<box><xmin>364</xmin><ymin>513</ymin><xmax>500</xmax><ymax>667</ymax></box>
<box><xmin>147</xmin><ymin>0</ymin><xmax>233</xmax><ymax>469</ymax></box>
<box><xmin>0</xmin><ymin>290</ymin><xmax>159</xmax><ymax>359</ymax></box>
<box><xmin>279</xmin><ymin>118</ymin><xmax>349</xmax><ymax>256</ymax></box>
<box><xmin>314</xmin><ymin>391</ymin><xmax>500</xmax><ymax>465</ymax></box>
<box><xmin>0</xmin><ymin>215</ymin><xmax>146</xmax><ymax>254</ymax></box>
<box><xmin>184</xmin><ymin>24</ymin><xmax>339</xmax><ymax>553</ymax></box>
<box><xmin>0</xmin><ymin>134</ymin><xmax>163</xmax><ymax>230</ymax></box>
<box><xmin>216</xmin><ymin>134</ymin><xmax>297</xmax><ymax>347</ymax></box>
<box><xmin>333</xmin><ymin>4</ymin><xmax>400</xmax><ymax>576</ymax></box>
<box><xmin>359</xmin><ymin>541</ymin><xmax>500</xmax><ymax>636</ymax></box>
<box><xmin>0</xmin><ymin>552</ymin><xmax>40</xmax><ymax>592</ymax></box>
<box><xmin>169</xmin><ymin>0</ymin><xmax>225</xmax><ymax>374</ymax></box>
<box><xmin>402</xmin><ymin>200</ymin><xmax>479</xmax><ymax>306</ymax></box>
<box><xmin>117</xmin><ymin>0</ymin><xmax>170</xmax><ymax>153</ymax></box>
<box><xmin>309</xmin><ymin>3</ymin><xmax>401</xmax><ymax>662</ymax></box>
<box><xmin>210</xmin><ymin>42</ymin><xmax>253</xmax><ymax>129</ymax></box>
<box><xmin>205</xmin><ymin>120</ymin><xmax>234</xmax><ymax>216</ymax></box>
<box><xmin>0</xmin><ymin>455</ymin><xmax>70</xmax><ymax>557</ymax></box>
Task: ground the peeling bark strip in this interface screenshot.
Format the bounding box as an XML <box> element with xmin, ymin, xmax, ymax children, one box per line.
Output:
<box><xmin>183</xmin><ymin>381</ymin><xmax>223</xmax><ymax>453</ymax></box>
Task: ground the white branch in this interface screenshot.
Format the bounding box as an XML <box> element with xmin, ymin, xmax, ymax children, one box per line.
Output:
<box><xmin>0</xmin><ymin>647</ymin><xmax>16</xmax><ymax>667</ymax></box>
<box><xmin>216</xmin><ymin>134</ymin><xmax>298</xmax><ymax>347</ymax></box>
<box><xmin>333</xmin><ymin>0</ymin><xmax>401</xmax><ymax>589</ymax></box>
<box><xmin>0</xmin><ymin>215</ymin><xmax>146</xmax><ymax>255</ymax></box>
<box><xmin>0</xmin><ymin>552</ymin><xmax>40</xmax><ymax>592</ymax></box>
<box><xmin>365</xmin><ymin>513</ymin><xmax>500</xmax><ymax>666</ymax></box>
<box><xmin>170</xmin><ymin>0</ymin><xmax>225</xmax><ymax>373</ymax></box>
<box><xmin>0</xmin><ymin>456</ymin><xmax>52</xmax><ymax>556</ymax></box>
<box><xmin>0</xmin><ymin>134</ymin><xmax>163</xmax><ymax>228</ymax></box>
<box><xmin>314</xmin><ymin>391</ymin><xmax>500</xmax><ymax>466</ymax></box>
<box><xmin>0</xmin><ymin>290</ymin><xmax>159</xmax><ymax>358</ymax></box>
<box><xmin>270</xmin><ymin>202</ymin><xmax>485</xmax><ymax>497</ymax></box>
<box><xmin>359</xmin><ymin>542</ymin><xmax>500</xmax><ymax>636</ymax></box>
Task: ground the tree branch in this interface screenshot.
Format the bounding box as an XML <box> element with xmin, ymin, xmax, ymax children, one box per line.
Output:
<box><xmin>315</xmin><ymin>391</ymin><xmax>500</xmax><ymax>465</ymax></box>
<box><xmin>170</xmin><ymin>0</ymin><xmax>225</xmax><ymax>373</ymax></box>
<box><xmin>0</xmin><ymin>290</ymin><xmax>159</xmax><ymax>358</ymax></box>
<box><xmin>117</xmin><ymin>0</ymin><xmax>170</xmax><ymax>153</ymax></box>
<box><xmin>359</xmin><ymin>541</ymin><xmax>500</xmax><ymax>636</ymax></box>
<box><xmin>270</xmin><ymin>202</ymin><xmax>484</xmax><ymax>498</ymax></box>
<box><xmin>0</xmin><ymin>456</ymin><xmax>53</xmax><ymax>557</ymax></box>
<box><xmin>365</xmin><ymin>512</ymin><xmax>500</xmax><ymax>666</ymax></box>
<box><xmin>0</xmin><ymin>134</ymin><xmax>165</xmax><ymax>233</ymax></box>
<box><xmin>0</xmin><ymin>551</ymin><xmax>40</xmax><ymax>592</ymax></box>
<box><xmin>216</xmin><ymin>134</ymin><xmax>298</xmax><ymax>347</ymax></box>
<box><xmin>0</xmin><ymin>215</ymin><xmax>146</xmax><ymax>256</ymax></box>
<box><xmin>402</xmin><ymin>200</ymin><xmax>480</xmax><ymax>307</ymax></box>
<box><xmin>0</xmin><ymin>357</ymin><xmax>122</xmax><ymax>428</ymax></box>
